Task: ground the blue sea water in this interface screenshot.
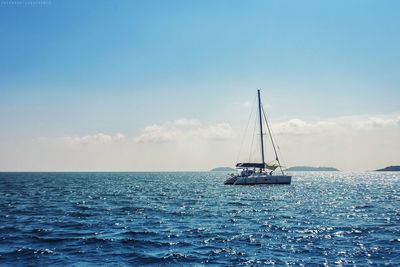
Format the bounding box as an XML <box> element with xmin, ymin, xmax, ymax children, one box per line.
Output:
<box><xmin>0</xmin><ymin>172</ymin><xmax>399</xmax><ymax>266</ymax></box>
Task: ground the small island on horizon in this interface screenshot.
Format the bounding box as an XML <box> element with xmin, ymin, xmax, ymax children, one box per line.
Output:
<box><xmin>285</xmin><ymin>166</ymin><xmax>340</xmax><ymax>171</ymax></box>
<box><xmin>375</xmin><ymin>165</ymin><xmax>400</xmax><ymax>172</ymax></box>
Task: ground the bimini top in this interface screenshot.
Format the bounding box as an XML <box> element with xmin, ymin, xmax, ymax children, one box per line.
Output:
<box><xmin>236</xmin><ymin>162</ymin><xmax>279</xmax><ymax>170</ymax></box>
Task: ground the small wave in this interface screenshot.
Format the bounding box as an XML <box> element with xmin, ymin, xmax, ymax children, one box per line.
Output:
<box><xmin>67</xmin><ymin>211</ymin><xmax>94</xmax><ymax>218</ymax></box>
<box><xmin>184</xmin><ymin>228</ymin><xmax>207</xmax><ymax>234</ymax></box>
<box><xmin>122</xmin><ymin>238</ymin><xmax>184</xmax><ymax>248</ymax></box>
<box><xmin>124</xmin><ymin>230</ymin><xmax>159</xmax><ymax>238</ymax></box>
<box><xmin>31</xmin><ymin>235</ymin><xmax>75</xmax><ymax>244</ymax></box>
<box><xmin>162</xmin><ymin>252</ymin><xmax>196</xmax><ymax>260</ymax></box>
<box><xmin>124</xmin><ymin>251</ymin><xmax>162</xmax><ymax>264</ymax></box>
<box><xmin>125</xmin><ymin>251</ymin><xmax>201</xmax><ymax>265</ymax></box>
<box><xmin>227</xmin><ymin>202</ymin><xmax>249</xmax><ymax>206</ymax></box>
<box><xmin>31</xmin><ymin>228</ymin><xmax>51</xmax><ymax>234</ymax></box>
<box><xmin>80</xmin><ymin>237</ymin><xmax>113</xmax><ymax>245</ymax></box>
<box><xmin>209</xmin><ymin>248</ymin><xmax>246</xmax><ymax>257</ymax></box>
<box><xmin>0</xmin><ymin>226</ymin><xmax>19</xmax><ymax>233</ymax></box>
<box><xmin>0</xmin><ymin>247</ymin><xmax>55</xmax><ymax>258</ymax></box>
<box><xmin>51</xmin><ymin>221</ymin><xmax>89</xmax><ymax>230</ymax></box>
<box><xmin>353</xmin><ymin>204</ymin><xmax>374</xmax><ymax>209</ymax></box>
<box><xmin>119</xmin><ymin>206</ymin><xmax>154</xmax><ymax>213</ymax></box>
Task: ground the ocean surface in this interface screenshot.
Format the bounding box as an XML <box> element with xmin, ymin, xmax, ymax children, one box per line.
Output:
<box><xmin>0</xmin><ymin>172</ymin><xmax>399</xmax><ymax>266</ymax></box>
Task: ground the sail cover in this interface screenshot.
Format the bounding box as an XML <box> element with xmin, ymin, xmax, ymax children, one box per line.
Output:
<box><xmin>236</xmin><ymin>163</ymin><xmax>279</xmax><ymax>170</ymax></box>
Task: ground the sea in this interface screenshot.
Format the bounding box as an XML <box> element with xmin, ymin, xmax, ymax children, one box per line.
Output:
<box><xmin>0</xmin><ymin>172</ymin><xmax>399</xmax><ymax>266</ymax></box>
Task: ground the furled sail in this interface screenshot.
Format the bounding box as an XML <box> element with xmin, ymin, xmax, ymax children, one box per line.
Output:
<box><xmin>265</xmin><ymin>164</ymin><xmax>279</xmax><ymax>170</ymax></box>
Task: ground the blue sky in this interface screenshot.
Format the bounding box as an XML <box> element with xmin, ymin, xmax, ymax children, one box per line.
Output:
<box><xmin>0</xmin><ymin>0</ymin><xmax>399</xmax><ymax>171</ymax></box>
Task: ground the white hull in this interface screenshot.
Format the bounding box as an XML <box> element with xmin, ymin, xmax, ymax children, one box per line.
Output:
<box><xmin>225</xmin><ymin>174</ymin><xmax>291</xmax><ymax>185</ymax></box>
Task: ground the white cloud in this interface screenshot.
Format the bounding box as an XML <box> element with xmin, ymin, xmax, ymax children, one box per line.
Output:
<box><xmin>28</xmin><ymin>113</ymin><xmax>399</xmax><ymax>171</ymax></box>
<box><xmin>260</xmin><ymin>113</ymin><xmax>400</xmax><ymax>171</ymax></box>
<box><xmin>273</xmin><ymin>114</ymin><xmax>400</xmax><ymax>135</ymax></box>
<box><xmin>135</xmin><ymin>118</ymin><xmax>233</xmax><ymax>143</ymax></box>
<box><xmin>188</xmin><ymin>122</ymin><xmax>233</xmax><ymax>140</ymax></box>
<box><xmin>355</xmin><ymin>116</ymin><xmax>400</xmax><ymax>129</ymax></box>
<box><xmin>273</xmin><ymin>119</ymin><xmax>340</xmax><ymax>135</ymax></box>
<box><xmin>61</xmin><ymin>133</ymin><xmax>126</xmax><ymax>145</ymax></box>
<box><xmin>134</xmin><ymin>125</ymin><xmax>181</xmax><ymax>143</ymax></box>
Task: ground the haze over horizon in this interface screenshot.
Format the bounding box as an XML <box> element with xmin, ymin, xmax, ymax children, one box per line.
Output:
<box><xmin>1</xmin><ymin>0</ymin><xmax>399</xmax><ymax>172</ymax></box>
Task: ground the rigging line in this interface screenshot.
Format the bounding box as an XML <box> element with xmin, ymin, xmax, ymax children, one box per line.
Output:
<box><xmin>262</xmin><ymin>106</ymin><xmax>285</xmax><ymax>175</ymax></box>
<box><xmin>235</xmin><ymin>94</ymin><xmax>257</xmax><ymax>164</ymax></box>
<box><xmin>261</xmin><ymin>104</ymin><xmax>285</xmax><ymax>175</ymax></box>
<box><xmin>268</xmin><ymin>117</ymin><xmax>288</xmax><ymax>171</ymax></box>
<box><xmin>248</xmin><ymin>109</ymin><xmax>258</xmax><ymax>162</ymax></box>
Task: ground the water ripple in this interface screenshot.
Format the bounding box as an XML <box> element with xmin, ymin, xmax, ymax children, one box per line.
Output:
<box><xmin>0</xmin><ymin>171</ymin><xmax>399</xmax><ymax>266</ymax></box>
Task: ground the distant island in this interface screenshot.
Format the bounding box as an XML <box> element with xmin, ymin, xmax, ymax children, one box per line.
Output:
<box><xmin>285</xmin><ymin>166</ymin><xmax>339</xmax><ymax>171</ymax></box>
<box><xmin>210</xmin><ymin>167</ymin><xmax>236</xmax><ymax>172</ymax></box>
<box><xmin>375</xmin><ymin>166</ymin><xmax>400</xmax><ymax>171</ymax></box>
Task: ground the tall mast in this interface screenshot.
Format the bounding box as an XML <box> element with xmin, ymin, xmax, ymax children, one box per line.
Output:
<box><xmin>257</xmin><ymin>89</ymin><xmax>265</xmax><ymax>169</ymax></box>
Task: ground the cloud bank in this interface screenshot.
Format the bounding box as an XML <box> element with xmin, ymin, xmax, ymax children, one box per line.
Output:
<box><xmin>60</xmin><ymin>133</ymin><xmax>126</xmax><ymax>145</ymax></box>
<box><xmin>26</xmin><ymin>113</ymin><xmax>399</xmax><ymax>171</ymax></box>
<box><xmin>263</xmin><ymin>113</ymin><xmax>400</xmax><ymax>171</ymax></box>
<box><xmin>135</xmin><ymin>118</ymin><xmax>233</xmax><ymax>143</ymax></box>
<box><xmin>272</xmin><ymin>114</ymin><xmax>400</xmax><ymax>136</ymax></box>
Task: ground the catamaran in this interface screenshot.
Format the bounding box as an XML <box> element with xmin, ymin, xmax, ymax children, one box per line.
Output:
<box><xmin>224</xmin><ymin>89</ymin><xmax>292</xmax><ymax>185</ymax></box>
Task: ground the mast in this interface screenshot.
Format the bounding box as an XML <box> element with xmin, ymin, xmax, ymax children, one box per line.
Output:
<box><xmin>257</xmin><ymin>89</ymin><xmax>265</xmax><ymax>170</ymax></box>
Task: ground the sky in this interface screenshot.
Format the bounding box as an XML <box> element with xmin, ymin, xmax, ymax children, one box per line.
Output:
<box><xmin>0</xmin><ymin>0</ymin><xmax>399</xmax><ymax>171</ymax></box>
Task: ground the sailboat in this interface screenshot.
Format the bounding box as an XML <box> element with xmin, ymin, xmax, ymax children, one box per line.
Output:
<box><xmin>224</xmin><ymin>89</ymin><xmax>292</xmax><ymax>185</ymax></box>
